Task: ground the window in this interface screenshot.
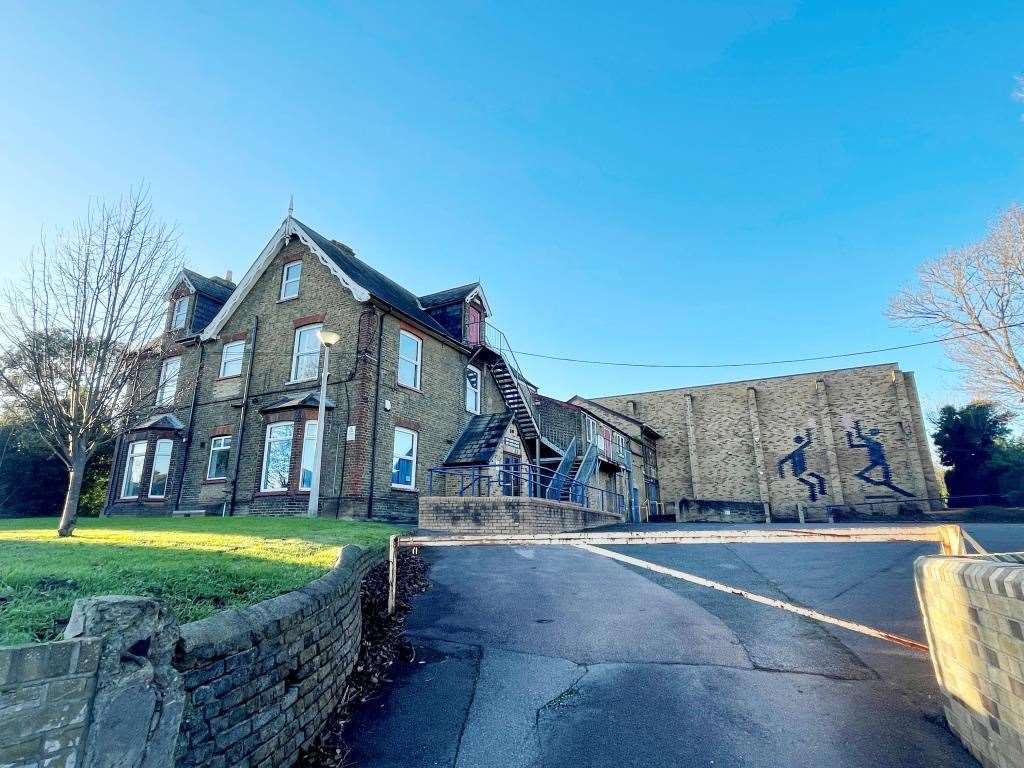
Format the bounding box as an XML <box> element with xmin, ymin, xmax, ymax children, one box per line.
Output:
<box><xmin>280</xmin><ymin>261</ymin><xmax>302</xmax><ymax>300</ymax></box>
<box><xmin>156</xmin><ymin>357</ymin><xmax>181</xmax><ymax>406</ymax></box>
<box><xmin>614</xmin><ymin>433</ymin><xmax>627</xmax><ymax>459</ymax></box>
<box><xmin>300</xmin><ymin>420</ymin><xmax>318</xmax><ymax>490</ymax></box>
<box><xmin>261</xmin><ymin>422</ymin><xmax>294</xmax><ymax>491</ymax></box>
<box><xmin>465</xmin><ymin>365</ymin><xmax>481</xmax><ymax>414</ymax></box>
<box><xmin>585</xmin><ymin>415</ymin><xmax>597</xmax><ymax>445</ymax></box>
<box><xmin>148</xmin><ymin>439</ymin><xmax>173</xmax><ymax>498</ymax></box>
<box><xmin>391</xmin><ymin>427</ymin><xmax>417</xmax><ymax>488</ymax></box>
<box><xmin>290</xmin><ymin>325</ymin><xmax>321</xmax><ymax>382</ymax></box>
<box><xmin>219</xmin><ymin>341</ymin><xmax>245</xmax><ymax>378</ymax></box>
<box><xmin>121</xmin><ymin>441</ymin><xmax>147</xmax><ymax>498</ymax></box>
<box><xmin>397</xmin><ymin>330</ymin><xmax>421</xmax><ymax>389</ymax></box>
<box><xmin>207</xmin><ymin>436</ymin><xmax>231</xmax><ymax>480</ymax></box>
<box><xmin>170</xmin><ymin>297</ymin><xmax>189</xmax><ymax>330</ymax></box>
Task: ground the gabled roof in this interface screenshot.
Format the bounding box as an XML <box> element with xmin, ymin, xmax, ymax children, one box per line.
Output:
<box><xmin>201</xmin><ymin>217</ymin><xmax>465</xmax><ymax>344</ymax></box>
<box><xmin>419</xmin><ymin>282</ymin><xmax>480</xmax><ymax>308</ymax></box>
<box><xmin>444</xmin><ymin>412</ymin><xmax>513</xmax><ymax>466</ymax></box>
<box><xmin>133</xmin><ymin>413</ymin><xmax>185</xmax><ymax>431</ymax></box>
<box><xmin>567</xmin><ymin>396</ymin><xmax>663</xmax><ymax>438</ymax></box>
<box><xmin>181</xmin><ymin>269</ymin><xmax>235</xmax><ymax>303</ymax></box>
<box><xmin>259</xmin><ymin>392</ymin><xmax>335</xmax><ymax>413</ymax></box>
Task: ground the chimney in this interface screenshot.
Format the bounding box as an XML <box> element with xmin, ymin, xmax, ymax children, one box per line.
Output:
<box><xmin>224</xmin><ymin>270</ymin><xmax>233</xmax><ymax>283</ymax></box>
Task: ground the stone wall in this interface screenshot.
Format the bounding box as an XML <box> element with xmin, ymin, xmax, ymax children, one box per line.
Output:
<box><xmin>0</xmin><ymin>545</ymin><xmax>382</xmax><ymax>768</ymax></box>
<box><xmin>915</xmin><ymin>553</ymin><xmax>1024</xmax><ymax>768</ymax></box>
<box><xmin>173</xmin><ymin>545</ymin><xmax>379</xmax><ymax>768</ymax></box>
<box><xmin>0</xmin><ymin>637</ymin><xmax>101</xmax><ymax>768</ymax></box>
<box><xmin>419</xmin><ymin>495</ymin><xmax>623</xmax><ymax>534</ymax></box>
<box><xmin>593</xmin><ymin>363</ymin><xmax>942</xmax><ymax>521</ymax></box>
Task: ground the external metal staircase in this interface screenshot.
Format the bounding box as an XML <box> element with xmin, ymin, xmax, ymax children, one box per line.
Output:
<box><xmin>478</xmin><ymin>322</ymin><xmax>540</xmax><ymax>442</ymax></box>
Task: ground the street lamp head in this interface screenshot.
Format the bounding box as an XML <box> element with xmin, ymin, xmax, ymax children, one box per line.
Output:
<box><xmin>318</xmin><ymin>330</ymin><xmax>341</xmax><ymax>347</ymax></box>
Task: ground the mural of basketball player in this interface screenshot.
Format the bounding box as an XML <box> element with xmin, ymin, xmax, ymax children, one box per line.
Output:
<box><xmin>844</xmin><ymin>420</ymin><xmax>913</xmax><ymax>497</ymax></box>
<box><xmin>777</xmin><ymin>428</ymin><xmax>827</xmax><ymax>502</ymax></box>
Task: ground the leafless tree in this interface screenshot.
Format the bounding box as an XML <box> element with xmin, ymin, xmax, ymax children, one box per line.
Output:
<box><xmin>890</xmin><ymin>204</ymin><xmax>1024</xmax><ymax>407</ymax></box>
<box><xmin>0</xmin><ymin>188</ymin><xmax>182</xmax><ymax>535</ymax></box>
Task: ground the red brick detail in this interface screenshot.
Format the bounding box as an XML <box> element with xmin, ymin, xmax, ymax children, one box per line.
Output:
<box><xmin>293</xmin><ymin>314</ymin><xmax>326</xmax><ymax>328</ymax></box>
<box><xmin>210</xmin><ymin>424</ymin><xmax>233</xmax><ymax>437</ymax></box>
<box><xmin>394</xmin><ymin>418</ymin><xmax>422</xmax><ymax>432</ymax></box>
<box><xmin>222</xmin><ymin>330</ymin><xmax>248</xmax><ymax>342</ymax></box>
<box><xmin>397</xmin><ymin>321</ymin><xmax>423</xmax><ymax>339</ymax></box>
<box><xmin>264</xmin><ymin>411</ymin><xmax>293</xmax><ymax>424</ymax></box>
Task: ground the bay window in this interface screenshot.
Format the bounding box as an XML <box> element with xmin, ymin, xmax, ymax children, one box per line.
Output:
<box><xmin>121</xmin><ymin>441</ymin><xmax>147</xmax><ymax>498</ymax></box>
<box><xmin>148</xmin><ymin>439</ymin><xmax>173</xmax><ymax>498</ymax></box>
<box><xmin>300</xmin><ymin>420</ymin><xmax>318</xmax><ymax>490</ymax></box>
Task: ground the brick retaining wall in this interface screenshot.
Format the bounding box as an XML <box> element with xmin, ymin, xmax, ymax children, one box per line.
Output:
<box><xmin>173</xmin><ymin>545</ymin><xmax>380</xmax><ymax>768</ymax></box>
<box><xmin>0</xmin><ymin>545</ymin><xmax>382</xmax><ymax>768</ymax></box>
<box><xmin>0</xmin><ymin>638</ymin><xmax>101</xmax><ymax>768</ymax></box>
<box><xmin>915</xmin><ymin>553</ymin><xmax>1024</xmax><ymax>768</ymax></box>
<box><xmin>419</xmin><ymin>495</ymin><xmax>623</xmax><ymax>534</ymax></box>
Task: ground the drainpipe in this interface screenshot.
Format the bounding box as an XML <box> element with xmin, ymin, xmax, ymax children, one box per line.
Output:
<box><xmin>366</xmin><ymin>309</ymin><xmax>387</xmax><ymax>520</ymax></box>
<box><xmin>174</xmin><ymin>342</ymin><xmax>204</xmax><ymax>510</ymax></box>
<box><xmin>227</xmin><ymin>316</ymin><xmax>259</xmax><ymax>515</ymax></box>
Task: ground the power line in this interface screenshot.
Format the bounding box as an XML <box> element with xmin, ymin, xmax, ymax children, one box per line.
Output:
<box><xmin>510</xmin><ymin>321</ymin><xmax>1024</xmax><ymax>370</ymax></box>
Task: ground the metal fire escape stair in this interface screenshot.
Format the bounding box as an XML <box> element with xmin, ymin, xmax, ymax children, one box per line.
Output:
<box><xmin>489</xmin><ymin>356</ymin><xmax>539</xmax><ymax>441</ymax></box>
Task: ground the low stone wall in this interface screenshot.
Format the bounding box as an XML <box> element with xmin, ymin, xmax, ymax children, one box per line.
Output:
<box><xmin>419</xmin><ymin>495</ymin><xmax>623</xmax><ymax>534</ymax></box>
<box><xmin>0</xmin><ymin>637</ymin><xmax>101</xmax><ymax>768</ymax></box>
<box><xmin>915</xmin><ymin>553</ymin><xmax>1024</xmax><ymax>768</ymax></box>
<box><xmin>0</xmin><ymin>545</ymin><xmax>382</xmax><ymax>768</ymax></box>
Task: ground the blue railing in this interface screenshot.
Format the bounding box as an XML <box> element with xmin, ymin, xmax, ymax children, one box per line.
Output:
<box><xmin>427</xmin><ymin>460</ymin><xmax>626</xmax><ymax>515</ymax></box>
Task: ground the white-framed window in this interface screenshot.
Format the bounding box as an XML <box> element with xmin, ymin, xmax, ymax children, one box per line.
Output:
<box><xmin>614</xmin><ymin>433</ymin><xmax>626</xmax><ymax>459</ymax></box>
<box><xmin>290</xmin><ymin>324</ymin><xmax>322</xmax><ymax>382</ymax></box>
<box><xmin>391</xmin><ymin>427</ymin><xmax>417</xmax><ymax>489</ymax></box>
<box><xmin>398</xmin><ymin>330</ymin><xmax>421</xmax><ymax>389</ymax></box>
<box><xmin>261</xmin><ymin>422</ymin><xmax>294</xmax><ymax>491</ymax></box>
<box><xmin>280</xmin><ymin>261</ymin><xmax>302</xmax><ymax>300</ymax></box>
<box><xmin>148</xmin><ymin>439</ymin><xmax>173</xmax><ymax>498</ymax></box>
<box><xmin>156</xmin><ymin>357</ymin><xmax>181</xmax><ymax>406</ymax></box>
<box><xmin>121</xmin><ymin>441</ymin><xmax>147</xmax><ymax>498</ymax></box>
<box><xmin>299</xmin><ymin>420</ymin><xmax>318</xmax><ymax>490</ymax></box>
<box><xmin>207</xmin><ymin>436</ymin><xmax>231</xmax><ymax>480</ymax></box>
<box><xmin>465</xmin><ymin>365</ymin><xmax>481</xmax><ymax>414</ymax></box>
<box><xmin>170</xmin><ymin>297</ymin><xmax>189</xmax><ymax>330</ymax></box>
<box><xmin>585</xmin><ymin>415</ymin><xmax>597</xmax><ymax>445</ymax></box>
<box><xmin>219</xmin><ymin>341</ymin><xmax>245</xmax><ymax>378</ymax></box>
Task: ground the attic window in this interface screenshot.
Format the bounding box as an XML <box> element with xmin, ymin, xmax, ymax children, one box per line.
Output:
<box><xmin>281</xmin><ymin>261</ymin><xmax>302</xmax><ymax>300</ymax></box>
<box><xmin>170</xmin><ymin>297</ymin><xmax>189</xmax><ymax>330</ymax></box>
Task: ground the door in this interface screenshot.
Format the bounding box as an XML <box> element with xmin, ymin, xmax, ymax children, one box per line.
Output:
<box><xmin>466</xmin><ymin>305</ymin><xmax>481</xmax><ymax>345</ymax></box>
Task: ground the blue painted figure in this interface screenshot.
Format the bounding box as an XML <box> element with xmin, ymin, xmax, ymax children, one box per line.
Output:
<box><xmin>777</xmin><ymin>429</ymin><xmax>827</xmax><ymax>502</ymax></box>
<box><xmin>845</xmin><ymin>420</ymin><xmax>913</xmax><ymax>498</ymax></box>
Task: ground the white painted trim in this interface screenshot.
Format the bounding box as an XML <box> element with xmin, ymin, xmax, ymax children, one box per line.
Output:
<box><xmin>280</xmin><ymin>260</ymin><xmax>302</xmax><ymax>300</ymax></box>
<box><xmin>261</xmin><ymin>422</ymin><xmax>295</xmax><ymax>492</ymax></box>
<box><xmin>201</xmin><ymin>218</ymin><xmax>371</xmax><ymax>341</ymax></box>
<box><xmin>465</xmin><ymin>364</ymin><xmax>481</xmax><ymax>415</ymax></box>
<box><xmin>148</xmin><ymin>439</ymin><xmax>174</xmax><ymax>498</ymax></box>
<box><xmin>291</xmin><ymin>324</ymin><xmax>322</xmax><ymax>383</ymax></box>
<box><xmin>207</xmin><ymin>436</ymin><xmax>231</xmax><ymax>480</ymax></box>
<box><xmin>121</xmin><ymin>440</ymin><xmax>148</xmax><ymax>499</ymax></box>
<box><xmin>219</xmin><ymin>340</ymin><xmax>245</xmax><ymax>378</ymax></box>
<box><xmin>391</xmin><ymin>427</ymin><xmax>418</xmax><ymax>489</ymax></box>
<box><xmin>398</xmin><ymin>329</ymin><xmax>422</xmax><ymax>390</ymax></box>
<box><xmin>464</xmin><ymin>285</ymin><xmax>492</xmax><ymax>316</ymax></box>
<box><xmin>166</xmin><ymin>271</ymin><xmax>198</xmax><ymax>300</ymax></box>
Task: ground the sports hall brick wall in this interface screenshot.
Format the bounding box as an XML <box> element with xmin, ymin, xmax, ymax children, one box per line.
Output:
<box><xmin>593</xmin><ymin>364</ymin><xmax>941</xmax><ymax>521</ymax></box>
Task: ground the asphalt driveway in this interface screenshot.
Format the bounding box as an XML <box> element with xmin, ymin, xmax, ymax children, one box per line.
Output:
<box><xmin>345</xmin><ymin>523</ymin><xmax>1024</xmax><ymax>768</ymax></box>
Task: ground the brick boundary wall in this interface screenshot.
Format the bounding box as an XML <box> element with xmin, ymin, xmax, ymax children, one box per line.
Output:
<box><xmin>0</xmin><ymin>637</ymin><xmax>102</xmax><ymax>768</ymax></box>
<box><xmin>0</xmin><ymin>545</ymin><xmax>382</xmax><ymax>768</ymax></box>
<box><xmin>418</xmin><ymin>495</ymin><xmax>623</xmax><ymax>534</ymax></box>
<box><xmin>915</xmin><ymin>553</ymin><xmax>1024</xmax><ymax>768</ymax></box>
<box><xmin>173</xmin><ymin>545</ymin><xmax>380</xmax><ymax>768</ymax></box>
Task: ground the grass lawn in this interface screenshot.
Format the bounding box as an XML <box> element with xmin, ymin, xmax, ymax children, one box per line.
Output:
<box><xmin>0</xmin><ymin>516</ymin><xmax>405</xmax><ymax>646</ymax></box>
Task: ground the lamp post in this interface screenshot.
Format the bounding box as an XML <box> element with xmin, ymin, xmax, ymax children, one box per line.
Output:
<box><xmin>308</xmin><ymin>329</ymin><xmax>340</xmax><ymax>517</ymax></box>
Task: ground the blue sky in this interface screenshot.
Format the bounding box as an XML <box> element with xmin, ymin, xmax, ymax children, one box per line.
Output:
<box><xmin>2</xmin><ymin>1</ymin><xmax>1022</xmax><ymax>417</ymax></box>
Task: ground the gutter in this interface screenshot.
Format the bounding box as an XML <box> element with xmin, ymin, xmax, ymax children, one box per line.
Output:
<box><xmin>366</xmin><ymin>308</ymin><xmax>387</xmax><ymax>520</ymax></box>
<box><xmin>174</xmin><ymin>342</ymin><xmax>205</xmax><ymax>510</ymax></box>
<box><xmin>227</xmin><ymin>316</ymin><xmax>259</xmax><ymax>515</ymax></box>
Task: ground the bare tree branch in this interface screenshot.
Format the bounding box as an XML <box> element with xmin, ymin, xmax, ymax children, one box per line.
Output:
<box><xmin>890</xmin><ymin>204</ymin><xmax>1024</xmax><ymax>407</ymax></box>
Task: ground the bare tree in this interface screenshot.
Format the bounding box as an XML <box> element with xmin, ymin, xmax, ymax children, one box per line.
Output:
<box><xmin>890</xmin><ymin>204</ymin><xmax>1024</xmax><ymax>406</ymax></box>
<box><xmin>0</xmin><ymin>188</ymin><xmax>182</xmax><ymax>535</ymax></box>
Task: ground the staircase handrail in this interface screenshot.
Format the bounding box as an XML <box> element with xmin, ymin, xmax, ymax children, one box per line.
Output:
<box><xmin>570</xmin><ymin>442</ymin><xmax>599</xmax><ymax>505</ymax></box>
<box><xmin>546</xmin><ymin>436</ymin><xmax>578</xmax><ymax>500</ymax></box>
<box><xmin>482</xmin><ymin>321</ymin><xmax>540</xmax><ymax>431</ymax></box>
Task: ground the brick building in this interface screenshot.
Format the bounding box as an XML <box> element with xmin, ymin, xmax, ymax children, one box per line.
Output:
<box><xmin>103</xmin><ymin>214</ymin><xmax>939</xmax><ymax>524</ymax></box>
<box><xmin>592</xmin><ymin>364</ymin><xmax>943</xmax><ymax>522</ymax></box>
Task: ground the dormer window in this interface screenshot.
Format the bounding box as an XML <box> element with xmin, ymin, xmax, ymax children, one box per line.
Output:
<box><xmin>280</xmin><ymin>261</ymin><xmax>302</xmax><ymax>300</ymax></box>
<box><xmin>170</xmin><ymin>297</ymin><xmax>189</xmax><ymax>330</ymax></box>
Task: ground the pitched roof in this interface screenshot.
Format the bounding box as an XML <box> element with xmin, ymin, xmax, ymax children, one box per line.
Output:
<box><xmin>291</xmin><ymin>219</ymin><xmax>456</xmax><ymax>341</ymax></box>
<box><xmin>259</xmin><ymin>392</ymin><xmax>335</xmax><ymax>412</ymax></box>
<box><xmin>183</xmin><ymin>269</ymin><xmax>235</xmax><ymax>303</ymax></box>
<box><xmin>444</xmin><ymin>412</ymin><xmax>513</xmax><ymax>466</ymax></box>
<box><xmin>568</xmin><ymin>396</ymin><xmax>662</xmax><ymax>437</ymax></box>
<box><xmin>419</xmin><ymin>283</ymin><xmax>480</xmax><ymax>308</ymax></box>
<box><xmin>133</xmin><ymin>413</ymin><xmax>185</xmax><ymax>431</ymax></box>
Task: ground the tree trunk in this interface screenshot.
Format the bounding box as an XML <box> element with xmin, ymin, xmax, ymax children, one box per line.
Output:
<box><xmin>57</xmin><ymin>452</ymin><xmax>88</xmax><ymax>537</ymax></box>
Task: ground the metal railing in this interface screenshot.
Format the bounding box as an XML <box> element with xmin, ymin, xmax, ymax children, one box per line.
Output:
<box><xmin>472</xmin><ymin>320</ymin><xmax>540</xmax><ymax>431</ymax></box>
<box><xmin>427</xmin><ymin>460</ymin><xmax>626</xmax><ymax>514</ymax></box>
